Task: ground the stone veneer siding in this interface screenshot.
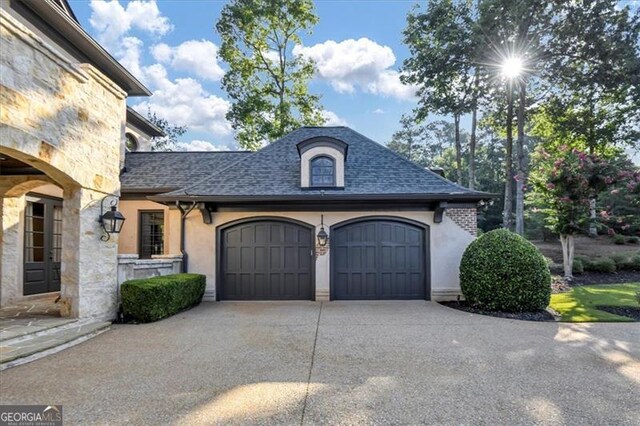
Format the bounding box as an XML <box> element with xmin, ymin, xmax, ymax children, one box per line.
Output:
<box><xmin>446</xmin><ymin>208</ymin><xmax>477</xmax><ymax>236</ymax></box>
<box><xmin>0</xmin><ymin>11</ymin><xmax>126</xmax><ymax>320</ymax></box>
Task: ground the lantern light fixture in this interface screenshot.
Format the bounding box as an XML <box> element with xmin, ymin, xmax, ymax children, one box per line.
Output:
<box><xmin>317</xmin><ymin>214</ymin><xmax>329</xmax><ymax>247</ymax></box>
<box><xmin>98</xmin><ymin>195</ymin><xmax>125</xmax><ymax>241</ymax></box>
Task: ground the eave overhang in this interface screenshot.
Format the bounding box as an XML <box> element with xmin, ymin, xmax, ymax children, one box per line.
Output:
<box><xmin>20</xmin><ymin>0</ymin><xmax>151</xmax><ymax>96</ymax></box>
<box><xmin>148</xmin><ymin>192</ymin><xmax>496</xmax><ymax>204</ymax></box>
<box><xmin>126</xmin><ymin>107</ymin><xmax>166</xmax><ymax>137</ymax></box>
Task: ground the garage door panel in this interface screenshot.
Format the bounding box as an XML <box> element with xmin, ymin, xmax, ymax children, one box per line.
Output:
<box><xmin>221</xmin><ymin>220</ymin><xmax>314</xmax><ymax>300</ymax></box>
<box><xmin>333</xmin><ymin>219</ymin><xmax>427</xmax><ymax>300</ymax></box>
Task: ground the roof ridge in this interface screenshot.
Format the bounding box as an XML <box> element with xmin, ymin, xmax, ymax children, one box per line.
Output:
<box><xmin>344</xmin><ymin>127</ymin><xmax>482</xmax><ymax>195</ymax></box>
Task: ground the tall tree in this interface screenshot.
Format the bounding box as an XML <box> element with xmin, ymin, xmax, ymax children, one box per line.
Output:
<box><xmin>542</xmin><ymin>0</ymin><xmax>640</xmax><ymax>236</ymax></box>
<box><xmin>216</xmin><ymin>0</ymin><xmax>325</xmax><ymax>150</ymax></box>
<box><xmin>402</xmin><ymin>0</ymin><xmax>483</xmax><ymax>186</ymax></box>
<box><xmin>387</xmin><ymin>116</ymin><xmax>459</xmax><ymax>169</ymax></box>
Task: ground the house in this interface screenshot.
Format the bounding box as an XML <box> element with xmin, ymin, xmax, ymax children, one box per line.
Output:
<box><xmin>0</xmin><ymin>0</ymin><xmax>162</xmax><ymax>320</ymax></box>
<box><xmin>0</xmin><ymin>0</ymin><xmax>489</xmax><ymax>327</ymax></box>
<box><xmin>118</xmin><ymin>127</ymin><xmax>491</xmax><ymax>302</ymax></box>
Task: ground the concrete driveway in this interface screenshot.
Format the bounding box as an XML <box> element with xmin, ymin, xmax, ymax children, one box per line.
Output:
<box><xmin>1</xmin><ymin>301</ymin><xmax>638</xmax><ymax>425</ymax></box>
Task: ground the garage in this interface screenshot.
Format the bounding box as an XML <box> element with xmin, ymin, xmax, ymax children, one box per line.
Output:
<box><xmin>331</xmin><ymin>218</ymin><xmax>429</xmax><ymax>300</ymax></box>
<box><xmin>218</xmin><ymin>219</ymin><xmax>314</xmax><ymax>300</ymax></box>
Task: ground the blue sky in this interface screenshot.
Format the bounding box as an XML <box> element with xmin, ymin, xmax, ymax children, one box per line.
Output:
<box><xmin>69</xmin><ymin>0</ymin><xmax>420</xmax><ymax>151</ymax></box>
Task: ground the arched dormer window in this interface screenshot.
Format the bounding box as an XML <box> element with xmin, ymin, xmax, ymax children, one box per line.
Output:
<box><xmin>310</xmin><ymin>155</ymin><xmax>335</xmax><ymax>187</ymax></box>
<box><xmin>125</xmin><ymin>133</ymin><xmax>139</xmax><ymax>152</ymax></box>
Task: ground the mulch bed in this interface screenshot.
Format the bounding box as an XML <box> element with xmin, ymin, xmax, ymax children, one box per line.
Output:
<box><xmin>569</xmin><ymin>271</ymin><xmax>640</xmax><ymax>286</ymax></box>
<box><xmin>550</xmin><ymin>270</ymin><xmax>640</xmax><ymax>288</ymax></box>
<box><xmin>439</xmin><ymin>301</ymin><xmax>556</xmax><ymax>322</ymax></box>
<box><xmin>595</xmin><ymin>306</ymin><xmax>640</xmax><ymax>321</ymax></box>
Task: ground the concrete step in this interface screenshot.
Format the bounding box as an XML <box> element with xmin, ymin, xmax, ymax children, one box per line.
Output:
<box><xmin>0</xmin><ymin>318</ymin><xmax>78</xmax><ymax>343</ymax></box>
<box><xmin>1</xmin><ymin>321</ymin><xmax>111</xmax><ymax>370</ymax></box>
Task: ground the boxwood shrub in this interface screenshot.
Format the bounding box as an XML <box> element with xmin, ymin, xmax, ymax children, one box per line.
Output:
<box><xmin>572</xmin><ymin>258</ymin><xmax>584</xmax><ymax>275</ymax></box>
<box><xmin>588</xmin><ymin>258</ymin><xmax>617</xmax><ymax>273</ymax></box>
<box><xmin>460</xmin><ymin>229</ymin><xmax>551</xmax><ymax>312</ymax></box>
<box><xmin>121</xmin><ymin>273</ymin><xmax>206</xmax><ymax>322</ymax></box>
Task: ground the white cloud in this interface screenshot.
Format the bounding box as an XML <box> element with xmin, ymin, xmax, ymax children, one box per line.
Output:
<box><xmin>89</xmin><ymin>0</ymin><xmax>172</xmax><ymax>49</ymax></box>
<box><xmin>372</xmin><ymin>108</ymin><xmax>385</xmax><ymax>114</ymax></box>
<box><xmin>151</xmin><ymin>40</ymin><xmax>225</xmax><ymax>81</ymax></box>
<box><xmin>294</xmin><ymin>38</ymin><xmax>417</xmax><ymax>101</ymax></box>
<box><xmin>133</xmin><ymin>64</ymin><xmax>231</xmax><ymax>136</ymax></box>
<box><xmin>177</xmin><ymin>140</ymin><xmax>230</xmax><ymax>152</ymax></box>
<box><xmin>321</xmin><ymin>110</ymin><xmax>349</xmax><ymax>126</ymax></box>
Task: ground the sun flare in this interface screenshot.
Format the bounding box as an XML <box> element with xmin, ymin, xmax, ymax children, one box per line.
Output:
<box><xmin>501</xmin><ymin>57</ymin><xmax>524</xmax><ymax>78</ymax></box>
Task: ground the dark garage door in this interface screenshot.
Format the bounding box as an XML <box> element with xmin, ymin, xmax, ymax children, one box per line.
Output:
<box><xmin>332</xmin><ymin>219</ymin><xmax>428</xmax><ymax>300</ymax></box>
<box><xmin>219</xmin><ymin>220</ymin><xmax>314</xmax><ymax>300</ymax></box>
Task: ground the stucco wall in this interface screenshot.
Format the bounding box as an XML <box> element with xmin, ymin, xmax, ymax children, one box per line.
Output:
<box><xmin>300</xmin><ymin>146</ymin><xmax>345</xmax><ymax>187</ymax></box>
<box><xmin>177</xmin><ymin>209</ymin><xmax>476</xmax><ymax>302</ymax></box>
<box><xmin>118</xmin><ymin>200</ymin><xmax>172</xmax><ymax>255</ymax></box>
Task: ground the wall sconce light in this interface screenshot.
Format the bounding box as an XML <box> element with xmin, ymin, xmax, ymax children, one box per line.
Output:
<box><xmin>317</xmin><ymin>214</ymin><xmax>329</xmax><ymax>247</ymax></box>
<box><xmin>98</xmin><ymin>195</ymin><xmax>125</xmax><ymax>241</ymax></box>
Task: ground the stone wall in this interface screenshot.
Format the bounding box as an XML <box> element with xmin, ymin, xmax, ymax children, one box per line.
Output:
<box><xmin>0</xmin><ymin>11</ymin><xmax>127</xmax><ymax>320</ymax></box>
<box><xmin>117</xmin><ymin>255</ymin><xmax>183</xmax><ymax>284</ymax></box>
<box><xmin>446</xmin><ymin>208</ymin><xmax>478</xmax><ymax>236</ymax></box>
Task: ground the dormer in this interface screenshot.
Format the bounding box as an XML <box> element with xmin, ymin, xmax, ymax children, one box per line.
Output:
<box><xmin>297</xmin><ymin>137</ymin><xmax>348</xmax><ymax>189</ymax></box>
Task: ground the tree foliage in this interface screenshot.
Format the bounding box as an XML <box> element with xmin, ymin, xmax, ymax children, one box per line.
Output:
<box><xmin>146</xmin><ymin>111</ymin><xmax>188</xmax><ymax>152</ymax></box>
<box><xmin>216</xmin><ymin>0</ymin><xmax>325</xmax><ymax>150</ymax></box>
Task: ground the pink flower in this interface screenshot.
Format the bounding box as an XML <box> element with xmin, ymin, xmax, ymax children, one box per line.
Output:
<box><xmin>600</xmin><ymin>210</ymin><xmax>609</xmax><ymax>218</ymax></box>
<box><xmin>546</xmin><ymin>182</ymin><xmax>556</xmax><ymax>190</ymax></box>
<box><xmin>608</xmin><ymin>228</ymin><xmax>615</xmax><ymax>236</ymax></box>
<box><xmin>611</xmin><ymin>189</ymin><xmax>620</xmax><ymax>195</ymax></box>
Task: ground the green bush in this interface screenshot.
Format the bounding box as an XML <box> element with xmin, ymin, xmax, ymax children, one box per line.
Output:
<box><xmin>610</xmin><ymin>253</ymin><xmax>630</xmax><ymax>267</ymax></box>
<box><xmin>572</xmin><ymin>258</ymin><xmax>584</xmax><ymax>275</ymax></box>
<box><xmin>613</xmin><ymin>234</ymin><xmax>625</xmax><ymax>245</ymax></box>
<box><xmin>587</xmin><ymin>258</ymin><xmax>617</xmax><ymax>273</ymax></box>
<box><xmin>628</xmin><ymin>236</ymin><xmax>640</xmax><ymax>244</ymax></box>
<box><xmin>460</xmin><ymin>229</ymin><xmax>551</xmax><ymax>312</ymax></box>
<box><xmin>121</xmin><ymin>273</ymin><xmax>206</xmax><ymax>322</ymax></box>
<box><xmin>618</xmin><ymin>255</ymin><xmax>640</xmax><ymax>271</ymax></box>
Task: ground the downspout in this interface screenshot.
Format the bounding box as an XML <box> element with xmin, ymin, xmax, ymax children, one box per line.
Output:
<box><xmin>176</xmin><ymin>201</ymin><xmax>197</xmax><ymax>273</ymax></box>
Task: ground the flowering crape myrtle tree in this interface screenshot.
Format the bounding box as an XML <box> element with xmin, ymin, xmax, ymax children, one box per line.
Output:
<box><xmin>528</xmin><ymin>146</ymin><xmax>620</xmax><ymax>280</ymax></box>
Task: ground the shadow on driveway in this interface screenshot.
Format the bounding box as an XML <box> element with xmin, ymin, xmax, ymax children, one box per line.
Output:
<box><xmin>1</xmin><ymin>301</ymin><xmax>638</xmax><ymax>425</ymax></box>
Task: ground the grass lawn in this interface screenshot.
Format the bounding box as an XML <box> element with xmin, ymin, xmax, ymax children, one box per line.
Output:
<box><xmin>549</xmin><ymin>283</ymin><xmax>640</xmax><ymax>322</ymax></box>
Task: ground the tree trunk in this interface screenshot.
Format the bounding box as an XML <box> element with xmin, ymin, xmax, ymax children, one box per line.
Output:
<box><xmin>515</xmin><ymin>79</ymin><xmax>526</xmax><ymax>236</ymax></box>
<box><xmin>468</xmin><ymin>75</ymin><xmax>479</xmax><ymax>190</ymax></box>
<box><xmin>588</xmin><ymin>198</ymin><xmax>598</xmax><ymax>238</ymax></box>
<box><xmin>503</xmin><ymin>84</ymin><xmax>514</xmax><ymax>230</ymax></box>
<box><xmin>559</xmin><ymin>234</ymin><xmax>575</xmax><ymax>280</ymax></box>
<box><xmin>454</xmin><ymin>113</ymin><xmax>462</xmax><ymax>185</ymax></box>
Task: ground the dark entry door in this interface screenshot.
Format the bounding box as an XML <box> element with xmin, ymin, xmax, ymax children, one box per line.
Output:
<box><xmin>24</xmin><ymin>195</ymin><xmax>62</xmax><ymax>295</ymax></box>
<box><xmin>220</xmin><ymin>220</ymin><xmax>314</xmax><ymax>300</ymax></box>
<box><xmin>332</xmin><ymin>219</ymin><xmax>428</xmax><ymax>300</ymax></box>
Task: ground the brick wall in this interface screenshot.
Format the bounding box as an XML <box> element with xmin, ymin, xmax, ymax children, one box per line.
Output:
<box><xmin>446</xmin><ymin>208</ymin><xmax>477</xmax><ymax>236</ymax></box>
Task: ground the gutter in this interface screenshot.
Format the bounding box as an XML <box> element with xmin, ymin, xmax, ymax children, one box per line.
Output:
<box><xmin>149</xmin><ymin>192</ymin><xmax>497</xmax><ymax>204</ymax></box>
<box><xmin>175</xmin><ymin>201</ymin><xmax>197</xmax><ymax>273</ymax></box>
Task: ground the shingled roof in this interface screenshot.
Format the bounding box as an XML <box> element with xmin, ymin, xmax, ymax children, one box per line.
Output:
<box><xmin>146</xmin><ymin>127</ymin><xmax>490</xmax><ymax>202</ymax></box>
<box><xmin>121</xmin><ymin>151</ymin><xmax>251</xmax><ymax>193</ymax></box>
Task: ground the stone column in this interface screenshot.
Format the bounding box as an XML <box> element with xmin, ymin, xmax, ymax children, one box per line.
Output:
<box><xmin>60</xmin><ymin>187</ymin><xmax>118</xmax><ymax>320</ymax></box>
<box><xmin>0</xmin><ymin>196</ymin><xmax>24</xmax><ymax>307</ymax></box>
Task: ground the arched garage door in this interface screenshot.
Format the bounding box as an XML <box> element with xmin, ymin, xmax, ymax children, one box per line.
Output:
<box><xmin>218</xmin><ymin>219</ymin><xmax>314</xmax><ymax>300</ymax></box>
<box><xmin>331</xmin><ymin>218</ymin><xmax>429</xmax><ymax>300</ymax></box>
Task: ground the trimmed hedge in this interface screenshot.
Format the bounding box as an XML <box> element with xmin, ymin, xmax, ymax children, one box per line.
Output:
<box><xmin>121</xmin><ymin>273</ymin><xmax>206</xmax><ymax>322</ymax></box>
<box><xmin>460</xmin><ymin>229</ymin><xmax>551</xmax><ymax>312</ymax></box>
<box><xmin>588</xmin><ymin>258</ymin><xmax>617</xmax><ymax>273</ymax></box>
